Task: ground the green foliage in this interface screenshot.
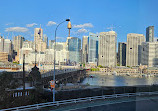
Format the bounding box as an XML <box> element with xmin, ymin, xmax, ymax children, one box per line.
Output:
<box><xmin>117</xmin><ymin>64</ymin><xmax>120</xmax><ymax>66</ymax></box>
<box><xmin>98</xmin><ymin>65</ymin><xmax>103</xmax><ymax>68</ymax></box>
<box><xmin>0</xmin><ymin>72</ymin><xmax>20</xmax><ymax>101</ymax></box>
<box><xmin>91</xmin><ymin>68</ymin><xmax>99</xmax><ymax>71</ymax></box>
<box><xmin>83</xmin><ymin>63</ymin><xmax>85</xmax><ymax>67</ymax></box>
<box><xmin>13</xmin><ymin>61</ymin><xmax>19</xmax><ymax>64</ymax></box>
<box><xmin>127</xmin><ymin>66</ymin><xmax>130</xmax><ymax>68</ymax></box>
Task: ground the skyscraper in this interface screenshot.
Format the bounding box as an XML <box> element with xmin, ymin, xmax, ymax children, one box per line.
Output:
<box><xmin>4</xmin><ymin>39</ymin><xmax>12</xmax><ymax>55</ymax></box>
<box><xmin>88</xmin><ymin>32</ymin><xmax>99</xmax><ymax>64</ymax></box>
<box><xmin>141</xmin><ymin>42</ymin><xmax>158</xmax><ymax>67</ymax></box>
<box><xmin>0</xmin><ymin>36</ymin><xmax>4</xmax><ymax>52</ymax></box>
<box><xmin>126</xmin><ymin>33</ymin><xmax>145</xmax><ymax>67</ymax></box>
<box><xmin>4</xmin><ymin>39</ymin><xmax>12</xmax><ymax>61</ymax></box>
<box><xmin>34</xmin><ymin>28</ymin><xmax>46</xmax><ymax>52</ymax></box>
<box><xmin>82</xmin><ymin>36</ymin><xmax>88</xmax><ymax>64</ymax></box>
<box><xmin>13</xmin><ymin>35</ymin><xmax>25</xmax><ymax>53</ymax></box>
<box><xmin>43</xmin><ymin>35</ymin><xmax>48</xmax><ymax>48</ymax></box>
<box><xmin>118</xmin><ymin>42</ymin><xmax>126</xmax><ymax>66</ymax></box>
<box><xmin>98</xmin><ymin>31</ymin><xmax>117</xmax><ymax>67</ymax></box>
<box><xmin>146</xmin><ymin>26</ymin><xmax>154</xmax><ymax>42</ymax></box>
<box><xmin>49</xmin><ymin>40</ymin><xmax>55</xmax><ymax>49</ymax></box>
<box><xmin>67</xmin><ymin>37</ymin><xmax>81</xmax><ymax>63</ymax></box>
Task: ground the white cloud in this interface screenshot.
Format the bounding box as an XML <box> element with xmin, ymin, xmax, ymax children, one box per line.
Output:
<box><xmin>47</xmin><ymin>21</ymin><xmax>57</xmax><ymax>26</ymax></box>
<box><xmin>5</xmin><ymin>27</ymin><xmax>29</xmax><ymax>32</ymax></box>
<box><xmin>77</xmin><ymin>28</ymin><xmax>88</xmax><ymax>34</ymax></box>
<box><xmin>26</xmin><ymin>23</ymin><xmax>37</xmax><ymax>27</ymax></box>
<box><xmin>73</xmin><ymin>23</ymin><xmax>93</xmax><ymax>28</ymax></box>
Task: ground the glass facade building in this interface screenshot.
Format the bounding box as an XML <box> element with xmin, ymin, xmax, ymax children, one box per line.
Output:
<box><xmin>68</xmin><ymin>37</ymin><xmax>81</xmax><ymax>63</ymax></box>
<box><xmin>118</xmin><ymin>42</ymin><xmax>126</xmax><ymax>66</ymax></box>
<box><xmin>146</xmin><ymin>26</ymin><xmax>154</xmax><ymax>42</ymax></box>
<box><xmin>88</xmin><ymin>32</ymin><xmax>99</xmax><ymax>64</ymax></box>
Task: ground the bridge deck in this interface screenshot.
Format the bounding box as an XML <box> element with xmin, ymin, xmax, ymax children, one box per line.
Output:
<box><xmin>48</xmin><ymin>95</ymin><xmax>158</xmax><ymax>111</ymax></box>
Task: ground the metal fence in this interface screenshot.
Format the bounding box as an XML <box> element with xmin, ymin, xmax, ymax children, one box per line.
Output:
<box><xmin>1</xmin><ymin>91</ymin><xmax>158</xmax><ymax>111</ymax></box>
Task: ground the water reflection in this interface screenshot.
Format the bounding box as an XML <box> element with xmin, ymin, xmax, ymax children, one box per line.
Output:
<box><xmin>82</xmin><ymin>74</ymin><xmax>158</xmax><ymax>86</ymax></box>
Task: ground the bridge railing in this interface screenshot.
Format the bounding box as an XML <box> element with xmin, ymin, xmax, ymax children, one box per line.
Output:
<box><xmin>41</xmin><ymin>69</ymin><xmax>79</xmax><ymax>78</ymax></box>
<box><xmin>2</xmin><ymin>91</ymin><xmax>158</xmax><ymax>111</ymax></box>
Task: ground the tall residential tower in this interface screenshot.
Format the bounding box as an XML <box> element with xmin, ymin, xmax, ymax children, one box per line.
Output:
<box><xmin>98</xmin><ymin>31</ymin><xmax>117</xmax><ymax>67</ymax></box>
<box><xmin>126</xmin><ymin>33</ymin><xmax>145</xmax><ymax>67</ymax></box>
<box><xmin>82</xmin><ymin>36</ymin><xmax>88</xmax><ymax>64</ymax></box>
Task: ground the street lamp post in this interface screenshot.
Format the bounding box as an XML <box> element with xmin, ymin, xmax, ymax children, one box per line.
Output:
<box><xmin>53</xmin><ymin>19</ymin><xmax>70</xmax><ymax>103</ymax></box>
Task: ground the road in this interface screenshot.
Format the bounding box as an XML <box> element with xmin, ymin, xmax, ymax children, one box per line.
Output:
<box><xmin>47</xmin><ymin>96</ymin><xmax>158</xmax><ymax>111</ymax></box>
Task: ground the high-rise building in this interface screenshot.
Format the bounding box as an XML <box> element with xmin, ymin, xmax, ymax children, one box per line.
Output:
<box><xmin>22</xmin><ymin>40</ymin><xmax>33</xmax><ymax>48</ymax></box>
<box><xmin>4</xmin><ymin>39</ymin><xmax>12</xmax><ymax>61</ymax></box>
<box><xmin>146</xmin><ymin>26</ymin><xmax>154</xmax><ymax>42</ymax></box>
<box><xmin>82</xmin><ymin>36</ymin><xmax>88</xmax><ymax>64</ymax></box>
<box><xmin>34</xmin><ymin>28</ymin><xmax>46</xmax><ymax>52</ymax></box>
<box><xmin>13</xmin><ymin>35</ymin><xmax>25</xmax><ymax>53</ymax></box>
<box><xmin>118</xmin><ymin>42</ymin><xmax>126</xmax><ymax>66</ymax></box>
<box><xmin>126</xmin><ymin>33</ymin><xmax>145</xmax><ymax>67</ymax></box>
<box><xmin>4</xmin><ymin>39</ymin><xmax>12</xmax><ymax>55</ymax></box>
<box><xmin>49</xmin><ymin>40</ymin><xmax>55</xmax><ymax>49</ymax></box>
<box><xmin>88</xmin><ymin>32</ymin><xmax>99</xmax><ymax>64</ymax></box>
<box><xmin>98</xmin><ymin>31</ymin><xmax>117</xmax><ymax>67</ymax></box>
<box><xmin>141</xmin><ymin>42</ymin><xmax>158</xmax><ymax>67</ymax></box>
<box><xmin>0</xmin><ymin>36</ymin><xmax>4</xmax><ymax>52</ymax></box>
<box><xmin>67</xmin><ymin>37</ymin><xmax>81</xmax><ymax>63</ymax></box>
<box><xmin>43</xmin><ymin>35</ymin><xmax>48</xmax><ymax>48</ymax></box>
<box><xmin>0</xmin><ymin>37</ymin><xmax>12</xmax><ymax>61</ymax></box>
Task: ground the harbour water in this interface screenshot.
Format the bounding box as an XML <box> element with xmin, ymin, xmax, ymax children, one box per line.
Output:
<box><xmin>81</xmin><ymin>74</ymin><xmax>158</xmax><ymax>86</ymax></box>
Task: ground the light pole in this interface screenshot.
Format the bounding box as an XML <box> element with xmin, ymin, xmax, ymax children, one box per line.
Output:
<box><xmin>53</xmin><ymin>19</ymin><xmax>70</xmax><ymax>103</ymax></box>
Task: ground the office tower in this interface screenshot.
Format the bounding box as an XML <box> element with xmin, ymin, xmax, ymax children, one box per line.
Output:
<box><xmin>49</xmin><ymin>40</ymin><xmax>55</xmax><ymax>49</ymax></box>
<box><xmin>88</xmin><ymin>32</ymin><xmax>99</xmax><ymax>64</ymax></box>
<box><xmin>67</xmin><ymin>37</ymin><xmax>81</xmax><ymax>63</ymax></box>
<box><xmin>98</xmin><ymin>31</ymin><xmax>117</xmax><ymax>67</ymax></box>
<box><xmin>13</xmin><ymin>35</ymin><xmax>25</xmax><ymax>53</ymax></box>
<box><xmin>34</xmin><ymin>27</ymin><xmax>46</xmax><ymax>52</ymax></box>
<box><xmin>118</xmin><ymin>42</ymin><xmax>126</xmax><ymax>66</ymax></box>
<box><xmin>141</xmin><ymin>42</ymin><xmax>158</xmax><ymax>67</ymax></box>
<box><xmin>0</xmin><ymin>36</ymin><xmax>4</xmax><ymax>52</ymax></box>
<box><xmin>19</xmin><ymin>48</ymin><xmax>33</xmax><ymax>64</ymax></box>
<box><xmin>4</xmin><ymin>39</ymin><xmax>12</xmax><ymax>61</ymax></box>
<box><xmin>22</xmin><ymin>40</ymin><xmax>33</xmax><ymax>48</ymax></box>
<box><xmin>43</xmin><ymin>35</ymin><xmax>48</xmax><ymax>48</ymax></box>
<box><xmin>66</xmin><ymin>37</ymin><xmax>73</xmax><ymax>45</ymax></box>
<box><xmin>4</xmin><ymin>39</ymin><xmax>12</xmax><ymax>55</ymax></box>
<box><xmin>146</xmin><ymin>26</ymin><xmax>154</xmax><ymax>42</ymax></box>
<box><xmin>82</xmin><ymin>36</ymin><xmax>88</xmax><ymax>64</ymax></box>
<box><xmin>126</xmin><ymin>33</ymin><xmax>145</xmax><ymax>67</ymax></box>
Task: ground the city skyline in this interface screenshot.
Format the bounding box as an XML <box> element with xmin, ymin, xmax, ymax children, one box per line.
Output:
<box><xmin>0</xmin><ymin>0</ymin><xmax>158</xmax><ymax>43</ymax></box>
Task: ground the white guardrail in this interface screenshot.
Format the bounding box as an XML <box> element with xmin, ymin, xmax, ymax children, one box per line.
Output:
<box><xmin>1</xmin><ymin>91</ymin><xmax>158</xmax><ymax>111</ymax></box>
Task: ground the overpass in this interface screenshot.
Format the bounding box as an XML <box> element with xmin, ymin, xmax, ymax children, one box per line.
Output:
<box><xmin>10</xmin><ymin>68</ymin><xmax>86</xmax><ymax>87</ymax></box>
<box><xmin>41</xmin><ymin>69</ymin><xmax>86</xmax><ymax>86</ymax></box>
<box><xmin>2</xmin><ymin>91</ymin><xmax>158</xmax><ymax>111</ymax></box>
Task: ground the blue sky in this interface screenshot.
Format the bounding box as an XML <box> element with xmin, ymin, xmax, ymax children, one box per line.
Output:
<box><xmin>0</xmin><ymin>0</ymin><xmax>158</xmax><ymax>43</ymax></box>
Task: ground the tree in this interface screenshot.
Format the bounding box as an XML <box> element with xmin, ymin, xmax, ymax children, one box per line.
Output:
<box><xmin>0</xmin><ymin>72</ymin><xmax>19</xmax><ymax>101</ymax></box>
<box><xmin>98</xmin><ymin>65</ymin><xmax>103</xmax><ymax>68</ymax></box>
